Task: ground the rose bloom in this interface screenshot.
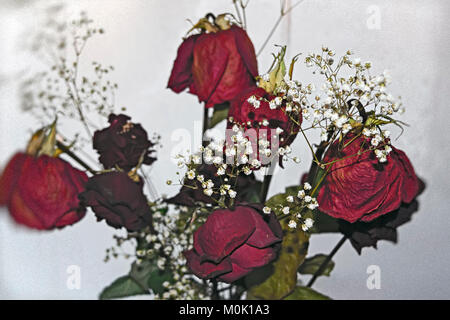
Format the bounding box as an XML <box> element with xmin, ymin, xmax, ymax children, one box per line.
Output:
<box><xmin>225</xmin><ymin>86</ymin><xmax>301</xmax><ymax>165</ymax></box>
<box><xmin>184</xmin><ymin>205</ymin><xmax>282</xmax><ymax>283</ymax></box>
<box><xmin>0</xmin><ymin>153</ymin><xmax>88</xmax><ymax>230</ymax></box>
<box><xmin>317</xmin><ymin>134</ymin><xmax>419</xmax><ymax>223</ymax></box>
<box><xmin>168</xmin><ymin>25</ymin><xmax>258</xmax><ymax>108</ymax></box>
<box><xmin>78</xmin><ymin>171</ymin><xmax>152</xmax><ymax>232</ymax></box>
<box><xmin>93</xmin><ymin>114</ymin><xmax>156</xmax><ymax>171</ymax></box>
<box><xmin>338</xmin><ymin>178</ymin><xmax>425</xmax><ymax>254</ymax></box>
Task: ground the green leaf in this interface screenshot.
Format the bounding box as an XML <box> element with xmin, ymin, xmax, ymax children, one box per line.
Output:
<box><xmin>99</xmin><ymin>276</ymin><xmax>147</xmax><ymax>300</ymax></box>
<box><xmin>284</xmin><ymin>286</ymin><xmax>331</xmax><ymax>300</ymax></box>
<box><xmin>130</xmin><ymin>260</ymin><xmax>173</xmax><ymax>295</ymax></box>
<box><xmin>209</xmin><ymin>103</ymin><xmax>229</xmax><ymax>129</ymax></box>
<box><xmin>298</xmin><ymin>254</ymin><xmax>335</xmax><ymax>277</ymax></box>
<box><xmin>246</xmin><ymin>222</ymin><xmax>309</xmax><ymax>300</ymax></box>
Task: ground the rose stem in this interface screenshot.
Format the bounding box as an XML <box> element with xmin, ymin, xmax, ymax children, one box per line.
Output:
<box><xmin>260</xmin><ymin>174</ymin><xmax>273</xmax><ymax>202</ymax></box>
<box><xmin>56</xmin><ymin>141</ymin><xmax>96</xmax><ymax>175</ymax></box>
<box><xmin>260</xmin><ymin>161</ymin><xmax>276</xmax><ymax>202</ymax></box>
<box><xmin>202</xmin><ymin>107</ymin><xmax>210</xmax><ymax>148</ymax></box>
<box><xmin>306</xmin><ymin>235</ymin><xmax>347</xmax><ymax>288</ymax></box>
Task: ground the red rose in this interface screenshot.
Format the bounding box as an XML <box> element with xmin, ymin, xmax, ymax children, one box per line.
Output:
<box><xmin>317</xmin><ymin>135</ymin><xmax>419</xmax><ymax>223</ymax></box>
<box><xmin>184</xmin><ymin>205</ymin><xmax>282</xmax><ymax>283</ymax></box>
<box><xmin>168</xmin><ymin>25</ymin><xmax>258</xmax><ymax>108</ymax></box>
<box><xmin>93</xmin><ymin>114</ymin><xmax>156</xmax><ymax>171</ymax></box>
<box><xmin>78</xmin><ymin>172</ymin><xmax>152</xmax><ymax>232</ymax></box>
<box><xmin>0</xmin><ymin>153</ymin><xmax>88</xmax><ymax>230</ymax></box>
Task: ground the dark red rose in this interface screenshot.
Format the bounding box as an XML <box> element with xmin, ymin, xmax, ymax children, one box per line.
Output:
<box><xmin>317</xmin><ymin>135</ymin><xmax>419</xmax><ymax>223</ymax></box>
<box><xmin>93</xmin><ymin>114</ymin><xmax>156</xmax><ymax>171</ymax></box>
<box><xmin>0</xmin><ymin>153</ymin><xmax>87</xmax><ymax>230</ymax></box>
<box><xmin>79</xmin><ymin>171</ymin><xmax>152</xmax><ymax>231</ymax></box>
<box><xmin>166</xmin><ymin>163</ymin><xmax>261</xmax><ymax>207</ymax></box>
<box><xmin>184</xmin><ymin>205</ymin><xmax>282</xmax><ymax>283</ymax></box>
<box><xmin>168</xmin><ymin>25</ymin><xmax>258</xmax><ymax>108</ymax></box>
<box><xmin>339</xmin><ymin>178</ymin><xmax>425</xmax><ymax>254</ymax></box>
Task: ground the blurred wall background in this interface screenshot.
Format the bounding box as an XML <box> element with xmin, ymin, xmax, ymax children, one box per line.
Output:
<box><xmin>0</xmin><ymin>0</ymin><xmax>449</xmax><ymax>299</ymax></box>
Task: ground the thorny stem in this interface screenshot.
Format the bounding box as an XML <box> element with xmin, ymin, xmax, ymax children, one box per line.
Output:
<box><xmin>307</xmin><ymin>235</ymin><xmax>347</xmax><ymax>288</ymax></box>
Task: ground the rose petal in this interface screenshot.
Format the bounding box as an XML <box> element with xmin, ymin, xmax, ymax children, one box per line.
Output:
<box><xmin>195</xmin><ymin>207</ymin><xmax>255</xmax><ymax>263</ymax></box>
<box><xmin>167</xmin><ymin>34</ymin><xmax>199</xmax><ymax>93</ymax></box>
<box><xmin>184</xmin><ymin>249</ymin><xmax>232</xmax><ymax>279</ymax></box>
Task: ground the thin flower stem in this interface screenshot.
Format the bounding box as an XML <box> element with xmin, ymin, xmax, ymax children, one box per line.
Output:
<box><xmin>234</xmin><ymin>1</ymin><xmax>244</xmax><ymax>27</ymax></box>
<box><xmin>56</xmin><ymin>141</ymin><xmax>96</xmax><ymax>175</ymax></box>
<box><xmin>256</xmin><ymin>0</ymin><xmax>305</xmax><ymax>56</ymax></box>
<box><xmin>299</xmin><ymin>126</ymin><xmax>320</xmax><ymax>165</ymax></box>
<box><xmin>257</xmin><ymin>15</ymin><xmax>282</xmax><ymax>57</ymax></box>
<box><xmin>307</xmin><ymin>235</ymin><xmax>347</xmax><ymax>288</ymax></box>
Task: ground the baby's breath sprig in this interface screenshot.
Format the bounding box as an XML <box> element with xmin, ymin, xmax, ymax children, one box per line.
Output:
<box><xmin>21</xmin><ymin>10</ymin><xmax>117</xmax><ymax>145</ymax></box>
<box><xmin>264</xmin><ymin>182</ymin><xmax>318</xmax><ymax>232</ymax></box>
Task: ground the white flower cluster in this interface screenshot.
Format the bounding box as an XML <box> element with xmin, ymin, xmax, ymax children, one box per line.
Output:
<box><xmin>136</xmin><ymin>204</ymin><xmax>208</xmax><ymax>300</ymax></box>
<box><xmin>362</xmin><ymin>128</ymin><xmax>393</xmax><ymax>162</ymax></box>
<box><xmin>264</xmin><ymin>182</ymin><xmax>318</xmax><ymax>232</ymax></box>
<box><xmin>301</xmin><ymin>48</ymin><xmax>404</xmax><ymax>133</ymax></box>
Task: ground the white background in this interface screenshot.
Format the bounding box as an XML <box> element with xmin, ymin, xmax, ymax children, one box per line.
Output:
<box><xmin>0</xmin><ymin>0</ymin><xmax>449</xmax><ymax>299</ymax></box>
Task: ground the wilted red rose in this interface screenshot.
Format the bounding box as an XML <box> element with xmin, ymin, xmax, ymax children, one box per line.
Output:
<box><xmin>184</xmin><ymin>205</ymin><xmax>282</xmax><ymax>283</ymax></box>
<box><xmin>338</xmin><ymin>178</ymin><xmax>425</xmax><ymax>254</ymax></box>
<box><xmin>317</xmin><ymin>135</ymin><xmax>419</xmax><ymax>223</ymax></box>
<box><xmin>168</xmin><ymin>25</ymin><xmax>258</xmax><ymax>108</ymax></box>
<box><xmin>79</xmin><ymin>171</ymin><xmax>152</xmax><ymax>232</ymax></box>
<box><xmin>93</xmin><ymin>114</ymin><xmax>156</xmax><ymax>171</ymax></box>
<box><xmin>0</xmin><ymin>153</ymin><xmax>88</xmax><ymax>230</ymax></box>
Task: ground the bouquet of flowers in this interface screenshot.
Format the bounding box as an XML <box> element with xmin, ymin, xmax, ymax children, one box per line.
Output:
<box><xmin>0</xmin><ymin>1</ymin><xmax>424</xmax><ymax>300</ymax></box>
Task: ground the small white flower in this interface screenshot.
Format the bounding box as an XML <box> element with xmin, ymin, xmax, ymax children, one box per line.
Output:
<box><xmin>263</xmin><ymin>207</ymin><xmax>271</xmax><ymax>214</ymax></box>
<box><xmin>251</xmin><ymin>159</ymin><xmax>261</xmax><ymax>168</ymax></box>
<box><xmin>297</xmin><ymin>190</ymin><xmax>306</xmax><ymax>198</ymax></box>
<box><xmin>286</xmin><ymin>196</ymin><xmax>294</xmax><ymax>203</ymax></box>
<box><xmin>269</xmin><ymin>100</ymin><xmax>277</xmax><ymax>110</ymax></box>
<box><xmin>187</xmin><ymin>170</ymin><xmax>195</xmax><ymax>180</ymax></box>
<box><xmin>282</xmin><ymin>206</ymin><xmax>290</xmax><ymax>215</ymax></box>
<box><xmin>197</xmin><ymin>175</ymin><xmax>204</xmax><ymax>182</ymax></box>
<box><xmin>228</xmin><ymin>190</ymin><xmax>237</xmax><ymax>198</ymax></box>
<box><xmin>305</xmin><ymin>218</ymin><xmax>314</xmax><ymax>228</ymax></box>
<box><xmin>203</xmin><ymin>188</ymin><xmax>213</xmax><ymax>196</ymax></box>
<box><xmin>304</xmin><ymin>195</ymin><xmax>312</xmax><ymax>203</ymax></box>
<box><xmin>217</xmin><ymin>166</ymin><xmax>225</xmax><ymax>176</ymax></box>
<box><xmin>303</xmin><ymin>182</ymin><xmax>312</xmax><ymax>190</ymax></box>
<box><xmin>288</xmin><ymin>220</ymin><xmax>297</xmax><ymax>229</ymax></box>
